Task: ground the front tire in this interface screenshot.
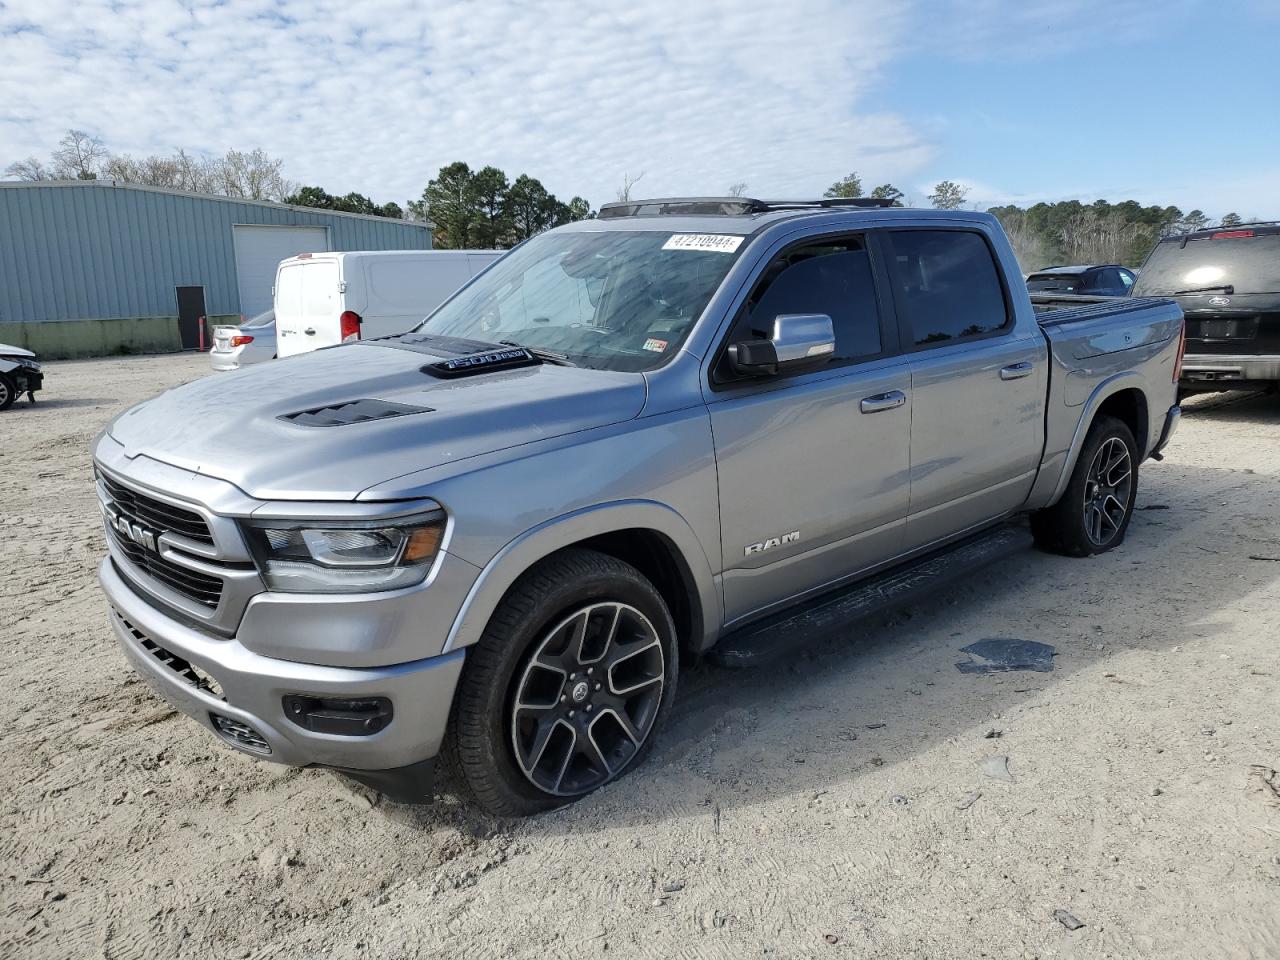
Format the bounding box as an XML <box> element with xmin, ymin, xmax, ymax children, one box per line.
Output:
<box><xmin>443</xmin><ymin>548</ymin><xmax>678</xmax><ymax>816</ymax></box>
<box><xmin>1031</xmin><ymin>414</ymin><xmax>1138</xmax><ymax>557</ymax></box>
<box><xmin>0</xmin><ymin>373</ymin><xmax>16</xmax><ymax>411</ymax></box>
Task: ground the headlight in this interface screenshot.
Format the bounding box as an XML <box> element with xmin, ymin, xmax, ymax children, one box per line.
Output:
<box><xmin>243</xmin><ymin>510</ymin><xmax>445</xmax><ymax>593</ymax></box>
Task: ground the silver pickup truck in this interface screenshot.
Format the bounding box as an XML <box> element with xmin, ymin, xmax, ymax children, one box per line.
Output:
<box><xmin>93</xmin><ymin>198</ymin><xmax>1183</xmax><ymax>816</ymax></box>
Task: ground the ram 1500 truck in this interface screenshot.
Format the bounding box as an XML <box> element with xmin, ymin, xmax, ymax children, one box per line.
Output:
<box><xmin>93</xmin><ymin>198</ymin><xmax>1184</xmax><ymax>816</ymax></box>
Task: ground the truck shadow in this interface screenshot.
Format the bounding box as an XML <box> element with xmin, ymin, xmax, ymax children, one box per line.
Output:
<box><xmin>384</xmin><ymin>456</ymin><xmax>1277</xmax><ymax>834</ymax></box>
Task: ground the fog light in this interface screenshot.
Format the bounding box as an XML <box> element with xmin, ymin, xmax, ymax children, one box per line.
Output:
<box><xmin>284</xmin><ymin>695</ymin><xmax>393</xmax><ymax>736</ymax></box>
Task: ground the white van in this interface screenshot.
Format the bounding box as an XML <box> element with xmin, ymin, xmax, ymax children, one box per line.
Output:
<box><xmin>273</xmin><ymin>250</ymin><xmax>502</xmax><ymax>358</ymax></box>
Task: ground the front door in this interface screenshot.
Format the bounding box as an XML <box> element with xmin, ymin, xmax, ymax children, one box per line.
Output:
<box><xmin>707</xmin><ymin>233</ymin><xmax>911</xmax><ymax>626</ymax></box>
<box><xmin>175</xmin><ymin>286</ymin><xmax>206</xmax><ymax>350</ymax></box>
<box><xmin>880</xmin><ymin>229</ymin><xmax>1045</xmax><ymax>549</ymax></box>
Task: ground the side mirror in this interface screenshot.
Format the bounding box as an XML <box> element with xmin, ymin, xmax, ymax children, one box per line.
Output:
<box><xmin>727</xmin><ymin>313</ymin><xmax>835</xmax><ymax>377</ymax></box>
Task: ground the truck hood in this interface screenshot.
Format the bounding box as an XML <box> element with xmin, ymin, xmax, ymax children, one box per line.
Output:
<box><xmin>106</xmin><ymin>341</ymin><xmax>647</xmax><ymax>501</ymax></box>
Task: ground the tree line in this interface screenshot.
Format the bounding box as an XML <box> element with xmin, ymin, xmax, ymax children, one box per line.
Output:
<box><xmin>5</xmin><ymin>129</ymin><xmax>296</xmax><ymax>202</ymax></box>
<box><xmin>4</xmin><ymin>134</ymin><xmax>1256</xmax><ymax>263</ymax></box>
<box><xmin>3</xmin><ymin>130</ymin><xmax>593</xmax><ymax>249</ymax></box>
<box><xmin>988</xmin><ymin>200</ymin><xmax>1249</xmax><ymax>271</ymax></box>
<box><xmin>824</xmin><ymin>169</ymin><xmax>1254</xmax><ymax>270</ymax></box>
<box><xmin>406</xmin><ymin>162</ymin><xmax>592</xmax><ymax>249</ymax></box>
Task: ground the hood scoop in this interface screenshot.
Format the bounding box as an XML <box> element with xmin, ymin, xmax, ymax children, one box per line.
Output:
<box><xmin>278</xmin><ymin>399</ymin><xmax>433</xmax><ymax>428</ymax></box>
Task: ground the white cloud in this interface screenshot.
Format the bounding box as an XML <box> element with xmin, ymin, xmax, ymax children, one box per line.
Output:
<box><xmin>0</xmin><ymin>0</ymin><xmax>934</xmax><ymax>206</ymax></box>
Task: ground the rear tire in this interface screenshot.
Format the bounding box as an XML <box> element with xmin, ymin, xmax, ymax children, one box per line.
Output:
<box><xmin>0</xmin><ymin>373</ymin><xmax>16</xmax><ymax>411</ymax></box>
<box><xmin>1031</xmin><ymin>415</ymin><xmax>1138</xmax><ymax>557</ymax></box>
<box><xmin>442</xmin><ymin>548</ymin><xmax>678</xmax><ymax>817</ymax></box>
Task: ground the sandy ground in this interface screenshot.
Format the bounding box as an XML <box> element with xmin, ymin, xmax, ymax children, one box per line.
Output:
<box><xmin>2</xmin><ymin>353</ymin><xmax>1278</xmax><ymax>960</ymax></box>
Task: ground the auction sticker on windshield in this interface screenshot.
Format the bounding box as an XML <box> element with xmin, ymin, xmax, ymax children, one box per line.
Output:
<box><xmin>662</xmin><ymin>234</ymin><xmax>744</xmax><ymax>253</ymax></box>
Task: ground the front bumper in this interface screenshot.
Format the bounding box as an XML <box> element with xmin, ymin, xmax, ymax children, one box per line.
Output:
<box><xmin>100</xmin><ymin>557</ymin><xmax>465</xmax><ymax>785</ymax></box>
<box><xmin>12</xmin><ymin>366</ymin><xmax>42</xmax><ymax>393</ymax></box>
<box><xmin>1181</xmin><ymin>354</ymin><xmax>1280</xmax><ymax>385</ymax></box>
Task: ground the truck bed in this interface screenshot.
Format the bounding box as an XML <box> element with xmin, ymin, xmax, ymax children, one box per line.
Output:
<box><xmin>1031</xmin><ymin>293</ymin><xmax>1175</xmax><ymax>322</ymax></box>
<box><xmin>1024</xmin><ymin>292</ymin><xmax>1183</xmax><ymax>512</ymax></box>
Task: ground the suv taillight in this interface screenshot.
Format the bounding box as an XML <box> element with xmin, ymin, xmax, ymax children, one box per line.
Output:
<box><xmin>1173</xmin><ymin>318</ymin><xmax>1186</xmax><ymax>383</ymax></box>
<box><xmin>340</xmin><ymin>311</ymin><xmax>362</xmax><ymax>342</ymax></box>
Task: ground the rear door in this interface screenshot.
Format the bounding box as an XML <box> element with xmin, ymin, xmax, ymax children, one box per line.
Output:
<box><xmin>274</xmin><ymin>259</ymin><xmax>341</xmax><ymax>357</ymax></box>
<box><xmin>707</xmin><ymin>231</ymin><xmax>910</xmax><ymax>626</ymax></box>
<box><xmin>882</xmin><ymin>229</ymin><xmax>1046</xmax><ymax>550</ymax></box>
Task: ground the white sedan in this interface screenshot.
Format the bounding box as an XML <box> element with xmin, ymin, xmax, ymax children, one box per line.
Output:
<box><xmin>210</xmin><ymin>310</ymin><xmax>277</xmax><ymax>371</ymax></box>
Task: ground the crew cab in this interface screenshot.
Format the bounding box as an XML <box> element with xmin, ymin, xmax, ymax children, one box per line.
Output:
<box><xmin>1132</xmin><ymin>222</ymin><xmax>1280</xmax><ymax>391</ymax></box>
<box><xmin>92</xmin><ymin>198</ymin><xmax>1183</xmax><ymax>816</ymax></box>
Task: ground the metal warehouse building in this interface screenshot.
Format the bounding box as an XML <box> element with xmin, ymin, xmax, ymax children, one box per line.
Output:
<box><xmin>0</xmin><ymin>180</ymin><xmax>432</xmax><ymax>358</ymax></box>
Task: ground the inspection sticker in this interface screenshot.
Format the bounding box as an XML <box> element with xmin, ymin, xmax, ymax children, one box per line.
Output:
<box><xmin>642</xmin><ymin>337</ymin><xmax>669</xmax><ymax>353</ymax></box>
<box><xmin>662</xmin><ymin>233</ymin><xmax>743</xmax><ymax>253</ymax></box>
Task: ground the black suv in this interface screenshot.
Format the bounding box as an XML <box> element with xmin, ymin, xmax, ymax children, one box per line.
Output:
<box><xmin>1133</xmin><ymin>223</ymin><xmax>1280</xmax><ymax>392</ymax></box>
<box><xmin>1025</xmin><ymin>264</ymin><xmax>1136</xmax><ymax>297</ymax></box>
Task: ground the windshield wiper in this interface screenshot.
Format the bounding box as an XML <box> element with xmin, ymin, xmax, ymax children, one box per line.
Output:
<box><xmin>499</xmin><ymin>340</ymin><xmax>577</xmax><ymax>366</ymax></box>
<box><xmin>1171</xmin><ymin>284</ymin><xmax>1234</xmax><ymax>296</ymax></box>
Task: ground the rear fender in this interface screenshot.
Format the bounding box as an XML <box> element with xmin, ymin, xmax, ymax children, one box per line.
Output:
<box><xmin>441</xmin><ymin>499</ymin><xmax>722</xmax><ymax>655</ymax></box>
<box><xmin>1026</xmin><ymin>371</ymin><xmax>1150</xmax><ymax>511</ymax></box>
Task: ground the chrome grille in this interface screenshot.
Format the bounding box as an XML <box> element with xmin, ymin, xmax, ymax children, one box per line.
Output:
<box><xmin>107</xmin><ymin>525</ymin><xmax>224</xmax><ymax>608</ymax></box>
<box><xmin>100</xmin><ymin>473</ymin><xmax>214</xmax><ymax>545</ymax></box>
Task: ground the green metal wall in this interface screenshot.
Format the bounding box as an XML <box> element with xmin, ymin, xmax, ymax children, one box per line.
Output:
<box><xmin>0</xmin><ymin>181</ymin><xmax>432</xmax><ymax>358</ymax></box>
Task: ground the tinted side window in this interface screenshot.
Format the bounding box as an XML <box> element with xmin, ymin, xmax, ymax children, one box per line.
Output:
<box><xmin>1119</xmin><ymin>269</ymin><xmax>1135</xmax><ymax>290</ymax></box>
<box><xmin>886</xmin><ymin>231</ymin><xmax>1009</xmax><ymax>346</ymax></box>
<box><xmin>1093</xmin><ymin>268</ymin><xmax>1123</xmax><ymax>294</ymax></box>
<box><xmin>738</xmin><ymin>239</ymin><xmax>882</xmax><ymax>362</ymax></box>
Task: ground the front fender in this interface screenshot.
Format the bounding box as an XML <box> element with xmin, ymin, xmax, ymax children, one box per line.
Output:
<box><xmin>441</xmin><ymin>499</ymin><xmax>722</xmax><ymax>655</ymax></box>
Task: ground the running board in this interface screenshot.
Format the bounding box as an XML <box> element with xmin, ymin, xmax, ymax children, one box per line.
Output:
<box><xmin>708</xmin><ymin>524</ymin><xmax>1032</xmax><ymax>669</ymax></box>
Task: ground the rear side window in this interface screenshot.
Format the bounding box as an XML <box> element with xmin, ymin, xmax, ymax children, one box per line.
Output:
<box><xmin>885</xmin><ymin>231</ymin><xmax>1009</xmax><ymax>346</ymax></box>
<box><xmin>1133</xmin><ymin>232</ymin><xmax>1280</xmax><ymax>296</ymax></box>
<box><xmin>737</xmin><ymin>238</ymin><xmax>882</xmax><ymax>362</ymax></box>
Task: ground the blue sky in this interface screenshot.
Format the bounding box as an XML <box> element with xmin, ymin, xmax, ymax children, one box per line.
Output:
<box><xmin>1</xmin><ymin>0</ymin><xmax>1276</xmax><ymax>218</ymax></box>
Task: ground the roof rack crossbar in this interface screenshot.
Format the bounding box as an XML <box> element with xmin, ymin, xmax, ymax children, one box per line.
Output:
<box><xmin>596</xmin><ymin>196</ymin><xmax>897</xmax><ymax>219</ymax></box>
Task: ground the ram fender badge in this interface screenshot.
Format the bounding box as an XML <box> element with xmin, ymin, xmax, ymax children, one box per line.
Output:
<box><xmin>745</xmin><ymin>531</ymin><xmax>800</xmax><ymax>557</ymax></box>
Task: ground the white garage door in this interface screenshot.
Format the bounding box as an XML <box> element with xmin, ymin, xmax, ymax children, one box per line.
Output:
<box><xmin>232</xmin><ymin>225</ymin><xmax>329</xmax><ymax>319</ymax></box>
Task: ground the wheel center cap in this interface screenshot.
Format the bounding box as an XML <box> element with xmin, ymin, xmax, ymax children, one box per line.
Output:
<box><xmin>571</xmin><ymin>680</ymin><xmax>590</xmax><ymax>704</ymax></box>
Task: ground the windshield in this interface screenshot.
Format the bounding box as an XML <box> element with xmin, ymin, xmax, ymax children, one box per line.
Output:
<box><xmin>413</xmin><ymin>229</ymin><xmax>744</xmax><ymax>372</ymax></box>
<box><xmin>1133</xmin><ymin>232</ymin><xmax>1280</xmax><ymax>296</ymax></box>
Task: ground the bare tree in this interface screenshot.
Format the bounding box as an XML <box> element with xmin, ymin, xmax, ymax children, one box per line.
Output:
<box><xmin>1057</xmin><ymin>208</ymin><xmax>1151</xmax><ymax>265</ymax></box>
<box><xmin>4</xmin><ymin>156</ymin><xmax>51</xmax><ymax>181</ymax></box>
<box><xmin>51</xmin><ymin>129</ymin><xmax>107</xmax><ymax>179</ymax></box>
<box><xmin>616</xmin><ymin>170</ymin><xmax>645</xmax><ymax>203</ymax></box>
<box><xmin>727</xmin><ymin>181</ymin><xmax>748</xmax><ymax>197</ymax></box>
<box><xmin>216</xmin><ymin>148</ymin><xmax>295</xmax><ymax>201</ymax></box>
<box><xmin>995</xmin><ymin>208</ymin><xmax>1050</xmax><ymax>272</ymax></box>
